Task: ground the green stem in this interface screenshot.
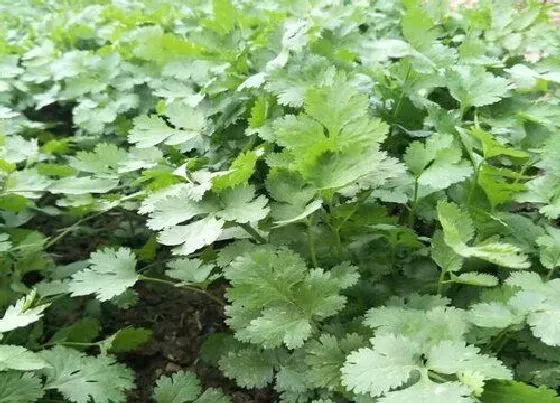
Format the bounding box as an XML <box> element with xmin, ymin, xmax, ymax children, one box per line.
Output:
<box><xmin>428</xmin><ymin>371</ymin><xmax>450</xmax><ymax>383</ymax></box>
<box><xmin>513</xmin><ymin>159</ymin><xmax>531</xmax><ymax>185</ymax></box>
<box><xmin>307</xmin><ymin>218</ymin><xmax>318</xmax><ymax>267</ymax></box>
<box><xmin>237</xmin><ymin>222</ymin><xmax>266</xmax><ymax>244</ymax></box>
<box><xmin>466</xmin><ymin>163</ymin><xmax>483</xmax><ymax>208</ymax></box>
<box><xmin>138</xmin><ymin>275</ymin><xmax>225</xmax><ymax>307</ymax></box>
<box><xmin>483</xmin><ymin>327</ymin><xmax>512</xmax><ymax>353</ymax></box>
<box><xmin>393</xmin><ymin>64</ymin><xmax>412</xmax><ymax>118</ymax></box>
<box><xmin>436</xmin><ymin>268</ymin><xmax>447</xmax><ymax>295</ymax></box>
<box><xmin>408</xmin><ymin>177</ymin><xmax>419</xmax><ymax>229</ymax></box>
<box><xmin>43</xmin><ymin>341</ymin><xmax>100</xmax><ymax>348</ymax></box>
<box><xmin>44</xmin><ymin>210</ymin><xmax>107</xmax><ymax>249</ymax></box>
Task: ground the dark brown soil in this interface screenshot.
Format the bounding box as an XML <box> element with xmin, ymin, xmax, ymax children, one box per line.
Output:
<box><xmin>103</xmin><ymin>283</ymin><xmax>273</xmax><ymax>403</ymax></box>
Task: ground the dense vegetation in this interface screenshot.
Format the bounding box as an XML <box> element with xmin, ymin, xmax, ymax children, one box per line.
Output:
<box><xmin>2</xmin><ymin>0</ymin><xmax>560</xmax><ymax>401</ymax></box>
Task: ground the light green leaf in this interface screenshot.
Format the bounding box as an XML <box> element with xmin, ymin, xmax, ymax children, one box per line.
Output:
<box><xmin>377</xmin><ymin>378</ymin><xmax>474</xmax><ymax>403</ymax></box>
<box><xmin>40</xmin><ymin>346</ymin><xmax>135</xmax><ymax>403</ymax></box>
<box><xmin>0</xmin><ymin>291</ymin><xmax>49</xmax><ymax>334</ymax></box>
<box><xmin>153</xmin><ymin>370</ymin><xmax>201</xmax><ymax>403</ymax></box>
<box><xmin>480</xmin><ymin>380</ymin><xmax>560</xmax><ymax>403</ymax></box>
<box><xmin>427</xmin><ymin>341</ymin><xmax>512</xmax><ymax>380</ymax></box>
<box><xmin>165</xmin><ymin>258</ymin><xmax>215</xmax><ymax>284</ymax></box>
<box><xmin>432</xmin><ymin>231</ymin><xmax>463</xmax><ymax>272</ymax></box>
<box><xmin>447</xmin><ymin>65</ymin><xmax>510</xmax><ymax>109</ymax></box>
<box><xmin>537</xmin><ymin>227</ymin><xmax>560</xmax><ymax>270</ymax></box>
<box><xmin>0</xmin><ymin>345</ymin><xmax>50</xmax><ymax>371</ymax></box>
<box><xmin>147</xmin><ymin>190</ymin><xmax>213</xmax><ymax>231</ymax></box>
<box><xmin>218</xmin><ymin>346</ymin><xmax>276</xmax><ymax>389</ymax></box>
<box><xmin>102</xmin><ymin>327</ymin><xmax>152</xmax><ymax>354</ymax></box>
<box><xmin>454</xmin><ymin>273</ymin><xmax>499</xmax><ymax>287</ymax></box>
<box><xmin>304</xmin><ymin>333</ymin><xmax>365</xmax><ymax>390</ymax></box>
<box><xmin>212</xmin><ymin>151</ymin><xmax>259</xmax><ymax>192</ymax></box>
<box><xmin>159</xmin><ymin>217</ymin><xmax>224</xmax><ymax>256</ymax></box>
<box><xmin>49</xmin><ymin>176</ymin><xmax>119</xmax><ymax>195</ymax></box>
<box><xmin>469</xmin><ymin>302</ymin><xmax>519</xmax><ymax>328</ymax></box>
<box><xmin>341</xmin><ymin>334</ymin><xmax>420</xmax><ymax>397</ymax></box>
<box><xmin>69</xmin><ymin>248</ymin><xmax>138</xmax><ymax>302</ymax></box>
<box><xmin>215</xmin><ymin>185</ymin><xmax>269</xmax><ymax>224</ymax></box>
<box><xmin>0</xmin><ymin>372</ymin><xmax>44</xmax><ymax>403</ymax></box>
<box><xmin>128</xmin><ymin>115</ymin><xmax>199</xmax><ymax>148</ymax></box>
<box><xmin>437</xmin><ymin>200</ymin><xmax>475</xmax><ymax>246</ymax></box>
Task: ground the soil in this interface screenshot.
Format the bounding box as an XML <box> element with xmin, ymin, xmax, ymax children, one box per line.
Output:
<box><xmin>102</xmin><ymin>282</ymin><xmax>273</xmax><ymax>403</ymax></box>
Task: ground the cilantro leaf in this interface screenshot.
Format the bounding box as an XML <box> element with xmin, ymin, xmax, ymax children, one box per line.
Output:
<box><xmin>447</xmin><ymin>65</ymin><xmax>510</xmax><ymax>109</ymax></box>
<box><xmin>0</xmin><ymin>372</ymin><xmax>44</xmax><ymax>403</ymax></box>
<box><xmin>0</xmin><ymin>291</ymin><xmax>49</xmax><ymax>334</ymax></box>
<box><xmin>153</xmin><ymin>370</ymin><xmax>201</xmax><ymax>403</ymax></box>
<box><xmin>40</xmin><ymin>346</ymin><xmax>135</xmax><ymax>403</ymax></box>
<box><xmin>159</xmin><ymin>216</ymin><xmax>224</xmax><ymax>256</ymax></box>
<box><xmin>341</xmin><ymin>334</ymin><xmax>420</xmax><ymax>397</ymax></box>
<box><xmin>69</xmin><ymin>248</ymin><xmax>138</xmax><ymax>302</ymax></box>
<box><xmin>0</xmin><ymin>345</ymin><xmax>50</xmax><ymax>371</ymax></box>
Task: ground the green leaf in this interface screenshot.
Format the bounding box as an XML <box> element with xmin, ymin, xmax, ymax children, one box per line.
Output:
<box><xmin>377</xmin><ymin>378</ymin><xmax>474</xmax><ymax>403</ymax></box>
<box><xmin>454</xmin><ymin>273</ymin><xmax>499</xmax><ymax>287</ymax></box>
<box><xmin>0</xmin><ymin>291</ymin><xmax>49</xmax><ymax>334</ymax></box>
<box><xmin>49</xmin><ymin>317</ymin><xmax>101</xmax><ymax>345</ymax></box>
<box><xmin>153</xmin><ymin>370</ymin><xmax>201</xmax><ymax>403</ymax></box>
<box><xmin>212</xmin><ymin>151</ymin><xmax>259</xmax><ymax>192</ymax></box>
<box><xmin>480</xmin><ymin>380</ymin><xmax>560</xmax><ymax>403</ymax></box>
<box><xmin>49</xmin><ymin>176</ymin><xmax>119</xmax><ymax>195</ymax></box>
<box><xmin>432</xmin><ymin>231</ymin><xmax>463</xmax><ymax>272</ymax></box>
<box><xmin>225</xmin><ymin>247</ymin><xmax>357</xmax><ymax>349</ymax></box>
<box><xmin>447</xmin><ymin>65</ymin><xmax>510</xmax><ymax>109</ymax></box>
<box><xmin>203</xmin><ymin>0</ymin><xmax>237</xmax><ymax>36</ymax></box>
<box><xmin>477</xmin><ymin>164</ymin><xmax>528</xmax><ymax>208</ymax></box>
<box><xmin>537</xmin><ymin>227</ymin><xmax>560</xmax><ymax>270</ymax></box>
<box><xmin>128</xmin><ymin>115</ymin><xmax>201</xmax><ymax>148</ymax></box>
<box><xmin>215</xmin><ymin>185</ymin><xmax>269</xmax><ymax>224</ymax></box>
<box><xmin>365</xmin><ymin>305</ymin><xmax>468</xmax><ymax>348</ymax></box>
<box><xmin>401</xmin><ymin>3</ymin><xmax>437</xmax><ymax>51</ymax></box>
<box><xmin>69</xmin><ymin>248</ymin><xmax>138</xmax><ymax>302</ymax></box>
<box><xmin>437</xmin><ymin>201</ymin><xmax>529</xmax><ymax>268</ymax></box>
<box><xmin>218</xmin><ymin>346</ymin><xmax>276</xmax><ymax>388</ymax></box>
<box><xmin>469</xmin><ymin>128</ymin><xmax>529</xmax><ymax>159</ymax></box>
<box><xmin>103</xmin><ymin>327</ymin><xmax>152</xmax><ymax>353</ymax></box>
<box><xmin>159</xmin><ymin>216</ymin><xmax>224</xmax><ymax>256</ymax></box>
<box><xmin>69</xmin><ymin>143</ymin><xmax>128</xmax><ymax>174</ymax></box>
<box><xmin>194</xmin><ymin>389</ymin><xmax>231</xmax><ymax>403</ymax></box>
<box><xmin>165</xmin><ymin>258</ymin><xmax>215</xmax><ymax>285</ymax></box>
<box><xmin>40</xmin><ymin>345</ymin><xmax>135</xmax><ymax>403</ymax></box>
<box><xmin>147</xmin><ymin>190</ymin><xmax>213</xmax><ymax>231</ymax></box>
<box><xmin>0</xmin><ymin>372</ymin><xmax>44</xmax><ymax>403</ymax></box>
<box><xmin>426</xmin><ymin>340</ymin><xmax>512</xmax><ymax>380</ymax></box>
<box><xmin>0</xmin><ymin>345</ymin><xmax>50</xmax><ymax>371</ymax></box>
<box><xmin>341</xmin><ymin>334</ymin><xmax>420</xmax><ymax>397</ymax></box>
<box><xmin>437</xmin><ymin>201</ymin><xmax>475</xmax><ymax>246</ymax></box>
<box><xmin>304</xmin><ymin>333</ymin><xmax>365</xmax><ymax>390</ymax></box>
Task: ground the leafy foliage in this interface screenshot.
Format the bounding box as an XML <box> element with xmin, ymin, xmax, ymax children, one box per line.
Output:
<box><xmin>1</xmin><ymin>0</ymin><xmax>560</xmax><ymax>402</ymax></box>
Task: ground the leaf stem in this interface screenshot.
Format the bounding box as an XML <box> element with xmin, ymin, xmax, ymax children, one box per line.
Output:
<box><xmin>237</xmin><ymin>222</ymin><xmax>266</xmax><ymax>244</ymax></box>
<box><xmin>436</xmin><ymin>268</ymin><xmax>447</xmax><ymax>295</ymax></box>
<box><xmin>393</xmin><ymin>63</ymin><xmax>412</xmax><ymax>118</ymax></box>
<box><xmin>408</xmin><ymin>177</ymin><xmax>419</xmax><ymax>229</ymax></box>
<box><xmin>138</xmin><ymin>275</ymin><xmax>225</xmax><ymax>307</ymax></box>
<box><xmin>43</xmin><ymin>340</ymin><xmax>100</xmax><ymax>348</ymax></box>
<box><xmin>483</xmin><ymin>327</ymin><xmax>512</xmax><ymax>354</ymax></box>
<box><xmin>428</xmin><ymin>371</ymin><xmax>449</xmax><ymax>383</ymax></box>
<box><xmin>44</xmin><ymin>210</ymin><xmax>107</xmax><ymax>249</ymax></box>
<box><xmin>307</xmin><ymin>218</ymin><xmax>318</xmax><ymax>267</ymax></box>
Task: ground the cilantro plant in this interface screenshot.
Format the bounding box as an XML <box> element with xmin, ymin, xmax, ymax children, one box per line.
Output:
<box><xmin>1</xmin><ymin>0</ymin><xmax>560</xmax><ymax>402</ymax></box>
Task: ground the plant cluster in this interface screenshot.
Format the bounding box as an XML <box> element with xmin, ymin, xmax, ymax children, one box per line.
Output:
<box><xmin>1</xmin><ymin>0</ymin><xmax>560</xmax><ymax>402</ymax></box>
